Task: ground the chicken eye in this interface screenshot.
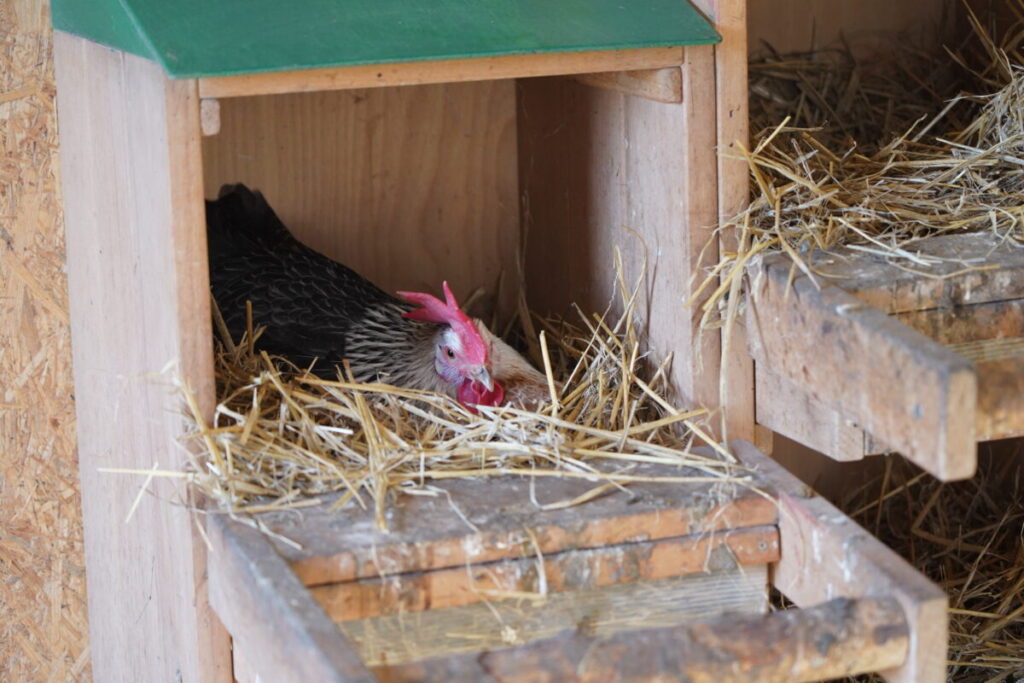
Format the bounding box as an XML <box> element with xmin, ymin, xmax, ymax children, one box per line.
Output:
<box><xmin>445</xmin><ymin>347</ymin><xmax>456</xmax><ymax>359</ymax></box>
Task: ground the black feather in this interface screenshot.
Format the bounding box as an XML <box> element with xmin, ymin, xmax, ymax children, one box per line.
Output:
<box><xmin>206</xmin><ymin>184</ymin><xmax>440</xmax><ymax>387</ymax></box>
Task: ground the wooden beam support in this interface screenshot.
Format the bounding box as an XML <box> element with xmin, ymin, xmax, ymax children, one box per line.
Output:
<box><xmin>746</xmin><ymin>255</ymin><xmax>977</xmax><ymax>480</ymax></box>
<box><xmin>573</xmin><ymin>67</ymin><xmax>682</xmax><ymax>103</ymax></box>
<box><xmin>198</xmin><ymin>47</ymin><xmax>685</xmax><ymax>98</ymax></box>
<box><xmin>376</xmin><ymin>595</ymin><xmax>908</xmax><ymax>683</ymax></box>
<box><xmin>728</xmin><ymin>441</ymin><xmax>948</xmax><ymax>683</ymax></box>
<box><xmin>207</xmin><ymin>514</ymin><xmax>374</xmax><ymax>682</ymax></box>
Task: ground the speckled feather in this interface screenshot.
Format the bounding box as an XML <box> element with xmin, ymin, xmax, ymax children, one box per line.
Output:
<box><xmin>206</xmin><ymin>184</ymin><xmax>448</xmax><ymax>393</ymax></box>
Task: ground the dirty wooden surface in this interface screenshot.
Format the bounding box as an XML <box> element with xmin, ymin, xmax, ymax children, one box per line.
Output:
<box><xmin>747</xmin><ymin>251</ymin><xmax>977</xmax><ymax>480</ymax></box>
<box><xmin>726</xmin><ymin>441</ymin><xmax>947</xmax><ymax>683</ymax></box>
<box><xmin>249</xmin><ymin>462</ymin><xmax>776</xmax><ymax>587</ymax></box>
<box><xmin>311</xmin><ymin>525</ymin><xmax>779</xmax><ymax>621</ymax></box>
<box><xmin>374</xmin><ymin>595</ymin><xmax>908</xmax><ymax>683</ymax></box>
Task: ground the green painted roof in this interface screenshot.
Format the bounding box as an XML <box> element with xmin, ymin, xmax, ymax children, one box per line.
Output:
<box><xmin>52</xmin><ymin>0</ymin><xmax>720</xmax><ymax>79</ymax></box>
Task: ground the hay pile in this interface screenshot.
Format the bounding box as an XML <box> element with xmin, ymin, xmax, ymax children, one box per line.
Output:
<box><xmin>180</xmin><ymin>269</ymin><xmax>744</xmax><ymax>529</ymax></box>
<box><xmin>699</xmin><ymin>4</ymin><xmax>1024</xmax><ymax>329</ymax></box>
<box><xmin>843</xmin><ymin>450</ymin><xmax>1024</xmax><ymax>682</ymax></box>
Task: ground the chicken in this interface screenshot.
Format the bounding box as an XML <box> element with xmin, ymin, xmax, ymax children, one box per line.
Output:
<box><xmin>206</xmin><ymin>183</ymin><xmax>546</xmax><ymax>409</ymax></box>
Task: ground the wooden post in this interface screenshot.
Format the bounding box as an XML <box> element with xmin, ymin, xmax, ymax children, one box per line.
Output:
<box><xmin>53</xmin><ymin>32</ymin><xmax>231</xmax><ymax>681</ymax></box>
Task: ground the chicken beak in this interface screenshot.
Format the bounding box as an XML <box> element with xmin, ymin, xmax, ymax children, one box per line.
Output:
<box><xmin>472</xmin><ymin>366</ymin><xmax>494</xmax><ymax>392</ymax></box>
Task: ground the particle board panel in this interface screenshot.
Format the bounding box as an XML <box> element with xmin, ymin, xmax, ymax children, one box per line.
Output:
<box><xmin>53</xmin><ymin>31</ymin><xmax>230</xmax><ymax>682</ymax></box>
<box><xmin>517</xmin><ymin>43</ymin><xmax>721</xmax><ymax>412</ymax></box>
<box><xmin>201</xmin><ymin>81</ymin><xmax>519</xmax><ymax>320</ymax></box>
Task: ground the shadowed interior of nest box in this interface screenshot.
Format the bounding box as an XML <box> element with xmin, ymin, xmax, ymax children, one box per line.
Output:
<box><xmin>200</xmin><ymin>75</ymin><xmax>712</xmax><ymax>403</ymax></box>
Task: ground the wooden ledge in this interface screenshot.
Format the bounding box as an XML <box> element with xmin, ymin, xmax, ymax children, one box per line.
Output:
<box><xmin>197</xmin><ymin>47</ymin><xmax>686</xmax><ymax>98</ymax></box>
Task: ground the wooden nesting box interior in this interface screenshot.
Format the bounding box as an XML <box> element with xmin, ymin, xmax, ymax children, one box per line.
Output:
<box><xmin>49</xmin><ymin>0</ymin><xmax>971</xmax><ymax>681</ymax></box>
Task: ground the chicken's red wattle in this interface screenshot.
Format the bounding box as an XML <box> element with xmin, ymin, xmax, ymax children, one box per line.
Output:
<box><xmin>458</xmin><ymin>378</ymin><xmax>505</xmax><ymax>412</ymax></box>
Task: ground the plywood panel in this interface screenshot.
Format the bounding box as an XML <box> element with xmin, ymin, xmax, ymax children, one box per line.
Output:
<box><xmin>748</xmin><ymin>0</ymin><xmax>952</xmax><ymax>56</ymax></box>
<box><xmin>54</xmin><ymin>32</ymin><xmax>230</xmax><ymax>681</ymax></box>
<box><xmin>202</xmin><ymin>81</ymin><xmax>519</xmax><ymax>319</ymax></box>
<box><xmin>517</xmin><ymin>43</ymin><xmax>720</xmax><ymax>410</ymax></box>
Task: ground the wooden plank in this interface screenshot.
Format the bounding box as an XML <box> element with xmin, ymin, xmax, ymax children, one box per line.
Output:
<box><xmin>974</xmin><ymin>355</ymin><xmax>1024</xmax><ymax>440</ymax></box>
<box><xmin>746</xmin><ymin>255</ymin><xmax>977</xmax><ymax>480</ymax></box>
<box><xmin>247</xmin><ymin>463</ymin><xmax>777</xmax><ymax>586</ymax></box>
<box><xmin>201</xmin><ymin>81</ymin><xmax>519</xmax><ymax>320</ymax></box>
<box><xmin>897</xmin><ymin>298</ymin><xmax>1024</xmax><ymax>344</ymax></box>
<box><xmin>573</xmin><ymin>67</ymin><xmax>682</xmax><ymax>103</ymax></box>
<box><xmin>206</xmin><ymin>515</ymin><xmax>374</xmax><ymax>682</ymax></box>
<box><xmin>518</xmin><ymin>43</ymin><xmax>720</xmax><ymax>412</ymax></box>
<box><xmin>706</xmin><ymin>0</ymin><xmax>756</xmax><ymax>443</ymax></box>
<box><xmin>377</xmin><ymin>595</ymin><xmax>907</xmax><ymax>683</ymax></box>
<box><xmin>728</xmin><ymin>441</ymin><xmax>948</xmax><ymax>683</ymax></box>
<box><xmin>344</xmin><ymin>567</ymin><xmax>768</xmax><ymax>667</ymax></box>
<box><xmin>311</xmin><ymin>526</ymin><xmax>780</xmax><ymax>621</ymax></box>
<box><xmin>756</xmin><ymin>365</ymin><xmax>867</xmax><ymax>462</ymax></box>
<box><xmin>52</xmin><ymin>31</ymin><xmax>231</xmax><ymax>681</ymax></box>
<box><xmin>814</xmin><ymin>232</ymin><xmax>1024</xmax><ymax>314</ymax></box>
<box><xmin>747</xmin><ymin>0</ymin><xmax>950</xmax><ymax>56</ymax></box>
<box><xmin>198</xmin><ymin>47</ymin><xmax>685</xmax><ymax>98</ymax></box>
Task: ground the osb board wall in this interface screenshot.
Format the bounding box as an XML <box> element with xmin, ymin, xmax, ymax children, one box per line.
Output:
<box><xmin>0</xmin><ymin>0</ymin><xmax>89</xmax><ymax>679</ymax></box>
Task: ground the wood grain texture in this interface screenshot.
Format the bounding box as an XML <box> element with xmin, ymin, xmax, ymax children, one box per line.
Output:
<box><xmin>376</xmin><ymin>595</ymin><xmax>907</xmax><ymax>683</ymax></box>
<box><xmin>728</xmin><ymin>440</ymin><xmax>948</xmax><ymax>683</ymax></box>
<box><xmin>247</xmin><ymin>463</ymin><xmax>776</xmax><ymax>587</ymax></box>
<box><xmin>207</xmin><ymin>514</ymin><xmax>373</xmax><ymax>683</ymax></box>
<box><xmin>705</xmin><ymin>0</ymin><xmax>756</xmax><ymax>443</ymax></box>
<box><xmin>755</xmin><ymin>365</ymin><xmax>867</xmax><ymax>462</ymax></box>
<box><xmin>53</xmin><ymin>32</ymin><xmax>230</xmax><ymax>681</ymax></box>
<box><xmin>816</xmin><ymin>232</ymin><xmax>1024</xmax><ymax>314</ymax></box>
<box><xmin>198</xmin><ymin>47</ymin><xmax>686</xmax><ymax>98</ymax></box>
<box><xmin>573</xmin><ymin>67</ymin><xmax>682</xmax><ymax>103</ymax></box>
<box><xmin>202</xmin><ymin>81</ymin><xmax>519</xmax><ymax>320</ymax></box>
<box><xmin>311</xmin><ymin>526</ymin><xmax>779</xmax><ymax>621</ymax></box>
<box><xmin>747</xmin><ymin>0</ymin><xmax>952</xmax><ymax>56</ymax></box>
<box><xmin>348</xmin><ymin>567</ymin><xmax>769</xmax><ymax>667</ymax></box>
<box><xmin>518</xmin><ymin>44</ymin><xmax>720</xmax><ymax>411</ymax></box>
<box><xmin>746</xmin><ymin>254</ymin><xmax>977</xmax><ymax>480</ymax></box>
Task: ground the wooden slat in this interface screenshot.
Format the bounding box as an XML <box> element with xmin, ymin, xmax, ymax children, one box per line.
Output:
<box><xmin>728</xmin><ymin>441</ymin><xmax>948</xmax><ymax>683</ymax></box>
<box><xmin>198</xmin><ymin>47</ymin><xmax>685</xmax><ymax>98</ymax></box>
<box><xmin>897</xmin><ymin>298</ymin><xmax>1024</xmax><ymax>344</ymax></box>
<box><xmin>573</xmin><ymin>67</ymin><xmax>682</xmax><ymax>103</ymax></box>
<box><xmin>376</xmin><ymin>595</ymin><xmax>907</xmax><ymax>683</ymax></box>
<box><xmin>246</xmin><ymin>463</ymin><xmax>777</xmax><ymax>586</ymax></box>
<box><xmin>311</xmin><ymin>526</ymin><xmax>780</xmax><ymax>621</ymax></box>
<box><xmin>746</xmin><ymin>256</ymin><xmax>977</xmax><ymax>480</ymax></box>
<box><xmin>53</xmin><ymin>31</ymin><xmax>230</xmax><ymax>681</ymax></box>
<box><xmin>201</xmin><ymin>81</ymin><xmax>519</xmax><ymax>319</ymax></box>
<box><xmin>346</xmin><ymin>567</ymin><xmax>769</xmax><ymax>667</ymax></box>
<box><xmin>975</xmin><ymin>355</ymin><xmax>1024</xmax><ymax>440</ymax></box>
<box><xmin>815</xmin><ymin>232</ymin><xmax>1024</xmax><ymax>314</ymax></box>
<box><xmin>206</xmin><ymin>514</ymin><xmax>374</xmax><ymax>682</ymax></box>
<box><xmin>705</xmin><ymin>0</ymin><xmax>757</xmax><ymax>443</ymax></box>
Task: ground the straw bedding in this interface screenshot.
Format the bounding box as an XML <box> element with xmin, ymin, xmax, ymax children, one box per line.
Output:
<box><xmin>179</xmin><ymin>265</ymin><xmax>745</xmax><ymax>531</ymax></box>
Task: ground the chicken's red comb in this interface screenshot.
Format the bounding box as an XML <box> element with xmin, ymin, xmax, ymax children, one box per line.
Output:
<box><xmin>396</xmin><ymin>281</ymin><xmax>488</xmax><ymax>364</ymax></box>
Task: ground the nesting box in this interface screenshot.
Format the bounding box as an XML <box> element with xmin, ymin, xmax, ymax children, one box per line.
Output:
<box><xmin>52</xmin><ymin>0</ymin><xmax>946</xmax><ymax>681</ymax></box>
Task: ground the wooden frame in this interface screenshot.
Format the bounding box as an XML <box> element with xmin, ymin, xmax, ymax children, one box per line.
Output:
<box><xmin>747</xmin><ymin>232</ymin><xmax>1024</xmax><ymax>480</ymax></box>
